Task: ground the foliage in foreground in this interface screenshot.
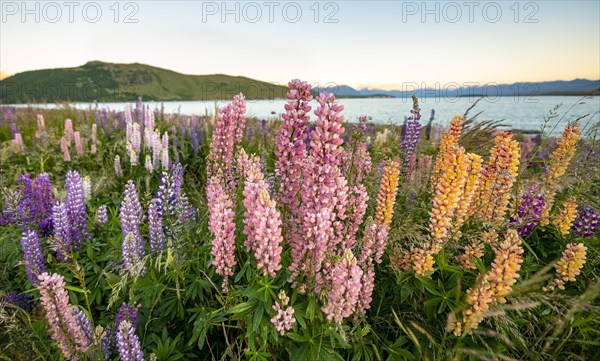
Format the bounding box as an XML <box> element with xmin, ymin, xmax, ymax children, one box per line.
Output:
<box><xmin>1</xmin><ymin>87</ymin><xmax>599</xmax><ymax>361</ymax></box>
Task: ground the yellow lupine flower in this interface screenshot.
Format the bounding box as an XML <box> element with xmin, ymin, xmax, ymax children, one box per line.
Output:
<box><xmin>449</xmin><ymin>229</ymin><xmax>524</xmax><ymax>336</ymax></box>
<box><xmin>543</xmin><ymin>243</ymin><xmax>587</xmax><ymax>291</ymax></box>
<box><xmin>432</xmin><ymin>115</ymin><xmax>464</xmax><ymax>189</ymax></box>
<box><xmin>449</xmin><ymin>274</ymin><xmax>493</xmax><ymax>336</ymax></box>
<box><xmin>540</xmin><ymin>122</ymin><xmax>581</xmax><ymax>225</ymax></box>
<box><xmin>392</xmin><ymin>246</ymin><xmax>436</xmax><ymax>276</ymax></box>
<box><xmin>482</xmin><ymin>229</ymin><xmax>499</xmax><ymax>249</ymax></box>
<box><xmin>487</xmin><ymin>229</ymin><xmax>524</xmax><ymax>303</ymax></box>
<box><xmin>375</xmin><ymin>160</ymin><xmax>401</xmax><ymax>227</ymax></box>
<box><xmin>473</xmin><ymin>131</ymin><xmax>520</xmax><ymax>223</ymax></box>
<box><xmin>552</xmin><ymin>197</ymin><xmax>578</xmax><ymax>236</ymax></box>
<box><xmin>457</xmin><ymin>239</ymin><xmax>485</xmax><ymax>269</ymax></box>
<box><xmin>429</xmin><ymin>146</ymin><xmax>468</xmax><ymax>252</ymax></box>
<box><xmin>411</xmin><ymin>247</ymin><xmax>436</xmax><ymax>276</ymax></box>
<box><xmin>452</xmin><ymin>153</ymin><xmax>483</xmax><ymax>236</ymax></box>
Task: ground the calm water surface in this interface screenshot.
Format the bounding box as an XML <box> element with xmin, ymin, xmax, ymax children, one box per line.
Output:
<box><xmin>14</xmin><ymin>96</ymin><xmax>600</xmax><ymax>135</ymax></box>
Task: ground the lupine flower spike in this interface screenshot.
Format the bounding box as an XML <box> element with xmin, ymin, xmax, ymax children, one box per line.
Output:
<box><xmin>20</xmin><ymin>229</ymin><xmax>46</xmax><ymax>285</ymax></box>
<box><xmin>571</xmin><ymin>206</ymin><xmax>600</xmax><ymax>237</ymax></box>
<box><xmin>543</xmin><ymin>243</ymin><xmax>587</xmax><ymax>291</ymax></box>
<box><xmin>37</xmin><ymin>272</ymin><xmax>89</xmax><ymax>359</ymax></box>
<box><xmin>552</xmin><ymin>197</ymin><xmax>578</xmax><ymax>236</ymax></box>
<box><xmin>271</xmin><ymin>290</ymin><xmax>295</xmax><ymax>335</ymax></box>
<box><xmin>207</xmin><ymin>177</ymin><xmax>237</xmax><ymax>291</ymax></box>
<box><xmin>540</xmin><ymin>122</ymin><xmax>581</xmax><ymax>225</ymax></box>
<box><xmin>449</xmin><ymin>229</ymin><xmax>523</xmax><ymax>336</ymax></box>
<box><xmin>473</xmin><ymin>131</ymin><xmax>520</xmax><ymax>223</ymax></box>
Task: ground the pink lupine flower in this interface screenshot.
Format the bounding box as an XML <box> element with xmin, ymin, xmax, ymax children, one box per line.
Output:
<box><xmin>311</xmin><ymin>93</ymin><xmax>345</xmax><ymax>166</ymax></box>
<box><xmin>144</xmin><ymin>155</ymin><xmax>153</xmax><ymax>173</ymax></box>
<box><xmin>126</xmin><ymin>142</ymin><xmax>138</xmax><ymax>166</ymax></box>
<box><xmin>355</xmin><ymin>218</ymin><xmax>389</xmax><ymax>315</ymax></box>
<box><xmin>37</xmin><ymin>272</ymin><xmax>89</xmax><ymax>360</ymax></box>
<box><xmin>242</xmin><ymin>161</ymin><xmax>284</xmax><ymax>277</ymax></box>
<box><xmin>232</xmin><ymin>93</ymin><xmax>247</xmax><ymax>144</ymax></box>
<box><xmin>64</xmin><ymin>119</ymin><xmax>74</xmax><ymax>145</ymax></box>
<box><xmin>321</xmin><ymin>250</ymin><xmax>363</xmax><ymax>325</ymax></box>
<box><xmin>208</xmin><ymin>104</ymin><xmax>235</xmax><ymax>182</ymax></box>
<box><xmin>342</xmin><ymin>185</ymin><xmax>369</xmax><ymax>250</ymax></box>
<box><xmin>270</xmin><ymin>290</ymin><xmax>295</xmax><ymax>335</ymax></box>
<box><xmin>131</xmin><ymin>123</ymin><xmax>141</xmax><ymax>153</ymax></box>
<box><xmin>355</xmin><ymin>263</ymin><xmax>375</xmax><ymax>316</ymax></box>
<box><xmin>61</xmin><ymin>137</ymin><xmax>71</xmax><ymax>162</ymax></box>
<box><xmin>37</xmin><ymin>114</ymin><xmax>46</xmax><ymax>133</ymax></box>
<box><xmin>290</xmin><ymin>92</ymin><xmax>348</xmax><ymax>291</ymax></box>
<box><xmin>74</xmin><ymin>131</ymin><xmax>83</xmax><ymax>157</ymax></box>
<box><xmin>275</xmin><ymin>80</ymin><xmax>312</xmax><ymax>215</ymax></box>
<box><xmin>152</xmin><ymin>130</ymin><xmax>162</xmax><ymax>169</ymax></box>
<box><xmin>290</xmin><ymin>162</ymin><xmax>346</xmax><ymax>290</ymax></box>
<box><xmin>208</xmin><ymin>94</ymin><xmax>247</xmax><ymax>186</ymax></box>
<box><xmin>11</xmin><ymin>133</ymin><xmax>25</xmax><ymax>152</ymax></box>
<box><xmin>114</xmin><ymin>155</ymin><xmax>123</xmax><ymax>177</ymax></box>
<box><xmin>207</xmin><ymin>177</ymin><xmax>237</xmax><ymax>291</ymax></box>
<box><xmin>144</xmin><ymin>111</ymin><xmax>155</xmax><ymax>148</ymax></box>
<box><xmin>339</xmin><ymin>118</ymin><xmax>372</xmax><ymax>250</ymax></box>
<box><xmin>161</xmin><ymin>132</ymin><xmax>170</xmax><ymax>170</ymax></box>
<box><xmin>91</xmin><ymin>124</ymin><xmax>97</xmax><ymax>154</ymax></box>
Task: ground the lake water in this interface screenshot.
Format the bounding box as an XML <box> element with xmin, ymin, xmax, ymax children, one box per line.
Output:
<box><xmin>11</xmin><ymin>96</ymin><xmax>600</xmax><ymax>135</ymax></box>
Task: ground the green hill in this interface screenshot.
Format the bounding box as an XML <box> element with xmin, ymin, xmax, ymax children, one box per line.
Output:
<box><xmin>0</xmin><ymin>61</ymin><xmax>290</xmax><ymax>103</ymax></box>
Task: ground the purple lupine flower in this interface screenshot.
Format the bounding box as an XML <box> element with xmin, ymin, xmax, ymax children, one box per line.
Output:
<box><xmin>33</xmin><ymin>173</ymin><xmax>53</xmax><ymax>221</ymax></box>
<box><xmin>101</xmin><ymin>324</ymin><xmax>115</xmax><ymax>360</ymax></box>
<box><xmin>1</xmin><ymin>213</ymin><xmax>14</xmax><ymax>226</ymax></box>
<box><xmin>175</xmin><ymin>194</ymin><xmax>196</xmax><ymax>224</ymax></box>
<box><xmin>2</xmin><ymin>291</ymin><xmax>34</xmax><ymax>312</ymax></box>
<box><xmin>425</xmin><ymin>109</ymin><xmax>435</xmax><ymax>140</ymax></box>
<box><xmin>96</xmin><ymin>205</ymin><xmax>108</xmax><ymax>227</ymax></box>
<box><xmin>120</xmin><ymin>181</ymin><xmax>144</xmax><ymax>273</ymax></box>
<box><xmin>116</xmin><ymin>302</ymin><xmax>138</xmax><ymax>330</ymax></box>
<box><xmin>571</xmin><ymin>207</ymin><xmax>600</xmax><ymax>238</ymax></box>
<box><xmin>65</xmin><ymin>171</ymin><xmax>88</xmax><ymax>249</ymax></box>
<box><xmin>16</xmin><ymin>174</ymin><xmax>36</xmax><ymax>225</ymax></box>
<box><xmin>157</xmin><ymin>172</ymin><xmax>176</xmax><ymax>216</ymax></box>
<box><xmin>73</xmin><ymin>306</ymin><xmax>94</xmax><ymax>345</ymax></box>
<box><xmin>52</xmin><ymin>201</ymin><xmax>72</xmax><ymax>261</ymax></box>
<box><xmin>10</xmin><ymin>122</ymin><xmax>18</xmax><ymax>137</ymax></box>
<box><xmin>38</xmin><ymin>217</ymin><xmax>53</xmax><ymax>237</ymax></box>
<box><xmin>122</xmin><ymin>233</ymin><xmax>144</xmax><ymax>273</ymax></box>
<box><xmin>401</xmin><ymin>95</ymin><xmax>422</xmax><ymax>164</ymax></box>
<box><xmin>148</xmin><ymin>198</ymin><xmax>165</xmax><ymax>253</ymax></box>
<box><xmin>120</xmin><ymin>181</ymin><xmax>143</xmax><ymax>248</ymax></box>
<box><xmin>20</xmin><ymin>229</ymin><xmax>45</xmax><ymax>285</ymax></box>
<box><xmin>510</xmin><ymin>185</ymin><xmax>545</xmax><ymax>237</ymax></box>
<box><xmin>116</xmin><ymin>320</ymin><xmax>144</xmax><ymax>361</ymax></box>
<box><xmin>171</xmin><ymin>163</ymin><xmax>184</xmax><ymax>199</ymax></box>
<box><xmin>191</xmin><ymin>130</ymin><xmax>200</xmax><ymax>157</ymax></box>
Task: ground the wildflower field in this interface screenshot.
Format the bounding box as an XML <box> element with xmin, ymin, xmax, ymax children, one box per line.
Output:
<box><xmin>0</xmin><ymin>81</ymin><xmax>599</xmax><ymax>360</ymax></box>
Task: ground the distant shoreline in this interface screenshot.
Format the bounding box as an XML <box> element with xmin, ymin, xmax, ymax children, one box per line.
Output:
<box><xmin>1</xmin><ymin>93</ymin><xmax>599</xmax><ymax>106</ymax></box>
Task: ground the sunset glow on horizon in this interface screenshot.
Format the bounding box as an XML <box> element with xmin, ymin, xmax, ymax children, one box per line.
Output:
<box><xmin>1</xmin><ymin>1</ymin><xmax>599</xmax><ymax>89</ymax></box>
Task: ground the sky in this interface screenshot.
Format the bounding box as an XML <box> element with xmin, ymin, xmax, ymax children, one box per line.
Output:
<box><xmin>1</xmin><ymin>1</ymin><xmax>599</xmax><ymax>89</ymax></box>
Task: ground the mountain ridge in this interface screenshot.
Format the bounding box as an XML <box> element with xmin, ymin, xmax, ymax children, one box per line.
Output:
<box><xmin>0</xmin><ymin>61</ymin><xmax>290</xmax><ymax>103</ymax></box>
<box><xmin>1</xmin><ymin>61</ymin><xmax>599</xmax><ymax>104</ymax></box>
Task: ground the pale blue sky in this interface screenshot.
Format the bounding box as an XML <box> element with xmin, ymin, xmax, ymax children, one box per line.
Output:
<box><xmin>1</xmin><ymin>1</ymin><xmax>598</xmax><ymax>88</ymax></box>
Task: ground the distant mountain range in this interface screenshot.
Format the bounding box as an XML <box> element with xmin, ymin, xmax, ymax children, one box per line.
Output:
<box><xmin>316</xmin><ymin>79</ymin><xmax>600</xmax><ymax>99</ymax></box>
<box><xmin>1</xmin><ymin>61</ymin><xmax>598</xmax><ymax>104</ymax></box>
